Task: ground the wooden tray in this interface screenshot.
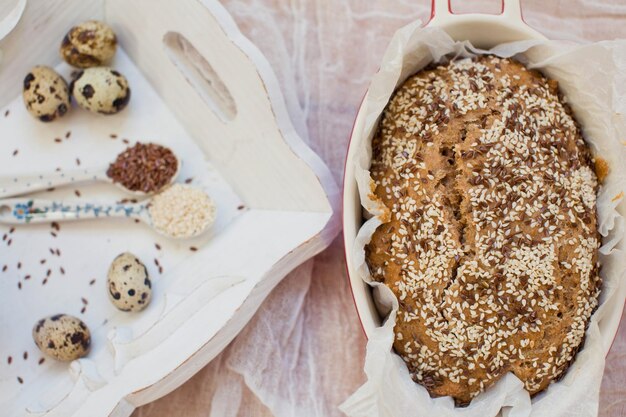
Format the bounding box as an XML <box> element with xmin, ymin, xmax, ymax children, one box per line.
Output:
<box><xmin>0</xmin><ymin>1</ymin><xmax>339</xmax><ymax>416</ymax></box>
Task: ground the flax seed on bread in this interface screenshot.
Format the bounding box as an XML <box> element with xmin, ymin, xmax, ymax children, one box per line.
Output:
<box><xmin>365</xmin><ymin>55</ymin><xmax>601</xmax><ymax>405</ymax></box>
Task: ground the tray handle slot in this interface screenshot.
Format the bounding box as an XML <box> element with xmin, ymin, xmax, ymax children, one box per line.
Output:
<box><xmin>163</xmin><ymin>31</ymin><xmax>237</xmax><ymax>123</ymax></box>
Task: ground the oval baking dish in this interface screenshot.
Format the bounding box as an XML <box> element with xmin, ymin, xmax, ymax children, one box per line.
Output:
<box><xmin>342</xmin><ymin>0</ymin><xmax>624</xmax><ymax>364</ymax></box>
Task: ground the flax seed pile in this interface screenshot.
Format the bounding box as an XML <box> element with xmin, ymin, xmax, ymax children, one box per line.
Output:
<box><xmin>365</xmin><ymin>56</ymin><xmax>601</xmax><ymax>404</ymax></box>
<box><xmin>106</xmin><ymin>142</ymin><xmax>178</xmax><ymax>193</ymax></box>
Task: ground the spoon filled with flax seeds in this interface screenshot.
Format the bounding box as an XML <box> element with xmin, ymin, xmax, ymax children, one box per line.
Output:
<box><xmin>0</xmin><ymin>142</ymin><xmax>181</xmax><ymax>198</ymax></box>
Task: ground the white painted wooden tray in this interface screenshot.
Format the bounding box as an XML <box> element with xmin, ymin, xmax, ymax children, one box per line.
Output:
<box><xmin>0</xmin><ymin>1</ymin><xmax>339</xmax><ymax>416</ymax></box>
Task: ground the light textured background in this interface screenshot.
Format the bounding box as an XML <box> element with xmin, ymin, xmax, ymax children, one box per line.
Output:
<box><xmin>134</xmin><ymin>1</ymin><xmax>626</xmax><ymax>416</ymax></box>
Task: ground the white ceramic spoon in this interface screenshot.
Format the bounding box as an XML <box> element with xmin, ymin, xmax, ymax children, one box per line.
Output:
<box><xmin>0</xmin><ymin>195</ymin><xmax>210</xmax><ymax>239</ymax></box>
<box><xmin>0</xmin><ymin>150</ymin><xmax>181</xmax><ymax>198</ymax></box>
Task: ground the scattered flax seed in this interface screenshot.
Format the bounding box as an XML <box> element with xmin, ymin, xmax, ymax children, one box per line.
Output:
<box><xmin>184</xmin><ymin>177</ymin><xmax>193</xmax><ymax>184</ymax></box>
<box><xmin>40</xmin><ymin>259</ymin><xmax>46</xmax><ymax>264</ymax></box>
<box><xmin>12</xmin><ymin>149</ymin><xmax>18</xmax><ymax>156</ymax></box>
<box><xmin>54</xmin><ymin>138</ymin><xmax>62</xmax><ymax>143</ymax></box>
<box><xmin>155</xmin><ymin>243</ymin><xmax>161</xmax><ymax>250</ymax></box>
<box><xmin>81</xmin><ymin>306</ymin><xmax>86</xmax><ymax>314</ymax></box>
<box><xmin>2</xmin><ymin>265</ymin><xmax>7</xmax><ymax>272</ymax></box>
<box><xmin>51</xmin><ymin>232</ymin><xmax>57</xmax><ymax>237</ymax></box>
<box><xmin>55</xmin><ymin>248</ymin><xmax>61</xmax><ymax>256</ymax></box>
<box><xmin>2</xmin><ymin>234</ymin><xmax>6</xmax><ymax>241</ymax></box>
<box><xmin>55</xmin><ymin>167</ymin><xmax>61</xmax><ymax>172</ymax></box>
<box><xmin>7</xmin><ymin>239</ymin><xmax>12</xmax><ymax>246</ymax></box>
<box><xmin>89</xmin><ymin>279</ymin><xmax>96</xmax><ymax>285</ymax></box>
<box><xmin>23</xmin><ymin>352</ymin><xmax>27</xmax><ymax>360</ymax></box>
<box><xmin>60</xmin><ymin>267</ymin><xmax>65</xmax><ymax>275</ymax></box>
<box><xmin>110</xmin><ymin>133</ymin><xmax>118</xmax><ymax>139</ymax></box>
<box><xmin>154</xmin><ymin>258</ymin><xmax>160</xmax><ymax>267</ymax></box>
<box><xmin>17</xmin><ymin>262</ymin><xmax>21</xmax><ymax>269</ymax></box>
<box><xmin>9</xmin><ymin>227</ymin><xmax>15</xmax><ymax>234</ymax></box>
<box><xmin>24</xmin><ymin>275</ymin><xmax>31</xmax><ymax>280</ymax></box>
<box><xmin>76</xmin><ymin>158</ymin><xmax>81</xmax><ymax>166</ymax></box>
<box><xmin>122</xmin><ymin>138</ymin><xmax>130</xmax><ymax>144</ymax></box>
<box><xmin>190</xmin><ymin>246</ymin><xmax>198</xmax><ymax>252</ymax></box>
<box><xmin>237</xmin><ymin>205</ymin><xmax>245</xmax><ymax>210</ymax></box>
<box><xmin>51</xmin><ymin>222</ymin><xmax>60</xmax><ymax>231</ymax></box>
<box><xmin>17</xmin><ymin>377</ymin><xmax>23</xmax><ymax>384</ymax></box>
<box><xmin>7</xmin><ymin>356</ymin><xmax>12</xmax><ymax>365</ymax></box>
<box><xmin>4</xmin><ymin>110</ymin><xmax>9</xmax><ymax>117</ymax></box>
<box><xmin>38</xmin><ymin>358</ymin><xmax>45</xmax><ymax>365</ymax></box>
<box><xmin>46</xmin><ymin>269</ymin><xmax>51</xmax><ymax>277</ymax></box>
<box><xmin>42</xmin><ymin>278</ymin><xmax>48</xmax><ymax>285</ymax></box>
<box><xmin>134</xmin><ymin>219</ymin><xmax>140</xmax><ymax>223</ymax></box>
<box><xmin>17</xmin><ymin>282</ymin><xmax>22</xmax><ymax>289</ymax></box>
<box><xmin>158</xmin><ymin>266</ymin><xmax>163</xmax><ymax>274</ymax></box>
<box><xmin>118</xmin><ymin>198</ymin><xmax>137</xmax><ymax>204</ymax></box>
<box><xmin>46</xmin><ymin>187</ymin><xmax>55</xmax><ymax>192</ymax></box>
<box><xmin>49</xmin><ymin>248</ymin><xmax>55</xmax><ymax>255</ymax></box>
<box><xmin>65</xmin><ymin>131</ymin><xmax>71</xmax><ymax>139</ymax></box>
<box><xmin>118</xmin><ymin>198</ymin><xmax>136</xmax><ymax>204</ymax></box>
<box><xmin>81</xmin><ymin>297</ymin><xmax>88</xmax><ymax>305</ymax></box>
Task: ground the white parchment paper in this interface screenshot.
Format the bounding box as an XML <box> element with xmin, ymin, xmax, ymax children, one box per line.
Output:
<box><xmin>340</xmin><ymin>21</ymin><xmax>626</xmax><ymax>417</ymax></box>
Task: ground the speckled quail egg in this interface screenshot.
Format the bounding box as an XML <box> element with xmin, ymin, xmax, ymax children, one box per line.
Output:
<box><xmin>60</xmin><ymin>20</ymin><xmax>117</xmax><ymax>68</ymax></box>
<box><xmin>32</xmin><ymin>314</ymin><xmax>91</xmax><ymax>362</ymax></box>
<box><xmin>70</xmin><ymin>67</ymin><xmax>130</xmax><ymax>114</ymax></box>
<box><xmin>22</xmin><ymin>66</ymin><xmax>70</xmax><ymax>122</ymax></box>
<box><xmin>107</xmin><ymin>252</ymin><xmax>152</xmax><ymax>312</ymax></box>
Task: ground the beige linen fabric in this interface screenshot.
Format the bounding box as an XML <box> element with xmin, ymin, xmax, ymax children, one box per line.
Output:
<box><xmin>134</xmin><ymin>1</ymin><xmax>626</xmax><ymax>416</ymax></box>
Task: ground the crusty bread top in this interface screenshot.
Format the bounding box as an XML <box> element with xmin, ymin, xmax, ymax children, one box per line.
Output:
<box><xmin>366</xmin><ymin>56</ymin><xmax>601</xmax><ymax>405</ymax></box>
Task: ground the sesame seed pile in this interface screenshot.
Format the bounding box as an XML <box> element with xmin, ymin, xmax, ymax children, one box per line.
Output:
<box><xmin>148</xmin><ymin>184</ymin><xmax>216</xmax><ymax>239</ymax></box>
<box><xmin>365</xmin><ymin>56</ymin><xmax>601</xmax><ymax>405</ymax></box>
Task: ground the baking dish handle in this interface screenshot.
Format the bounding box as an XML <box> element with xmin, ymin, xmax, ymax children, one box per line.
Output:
<box><xmin>430</xmin><ymin>0</ymin><xmax>524</xmax><ymax>20</ymax></box>
<box><xmin>427</xmin><ymin>0</ymin><xmax>545</xmax><ymax>44</ymax></box>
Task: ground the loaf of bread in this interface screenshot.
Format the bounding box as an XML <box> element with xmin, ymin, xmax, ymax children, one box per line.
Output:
<box><xmin>365</xmin><ymin>56</ymin><xmax>601</xmax><ymax>405</ymax></box>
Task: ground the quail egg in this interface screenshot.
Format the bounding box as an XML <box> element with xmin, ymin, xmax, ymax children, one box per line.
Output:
<box><xmin>70</xmin><ymin>67</ymin><xmax>130</xmax><ymax>114</ymax></box>
<box><xmin>32</xmin><ymin>314</ymin><xmax>91</xmax><ymax>361</ymax></box>
<box><xmin>60</xmin><ymin>20</ymin><xmax>117</xmax><ymax>68</ymax></box>
<box><xmin>22</xmin><ymin>66</ymin><xmax>70</xmax><ymax>122</ymax></box>
<box><xmin>107</xmin><ymin>252</ymin><xmax>152</xmax><ymax>312</ymax></box>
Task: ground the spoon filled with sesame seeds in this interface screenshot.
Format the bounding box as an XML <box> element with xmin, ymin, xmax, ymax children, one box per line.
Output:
<box><xmin>0</xmin><ymin>142</ymin><xmax>181</xmax><ymax>198</ymax></box>
<box><xmin>0</xmin><ymin>184</ymin><xmax>216</xmax><ymax>239</ymax></box>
